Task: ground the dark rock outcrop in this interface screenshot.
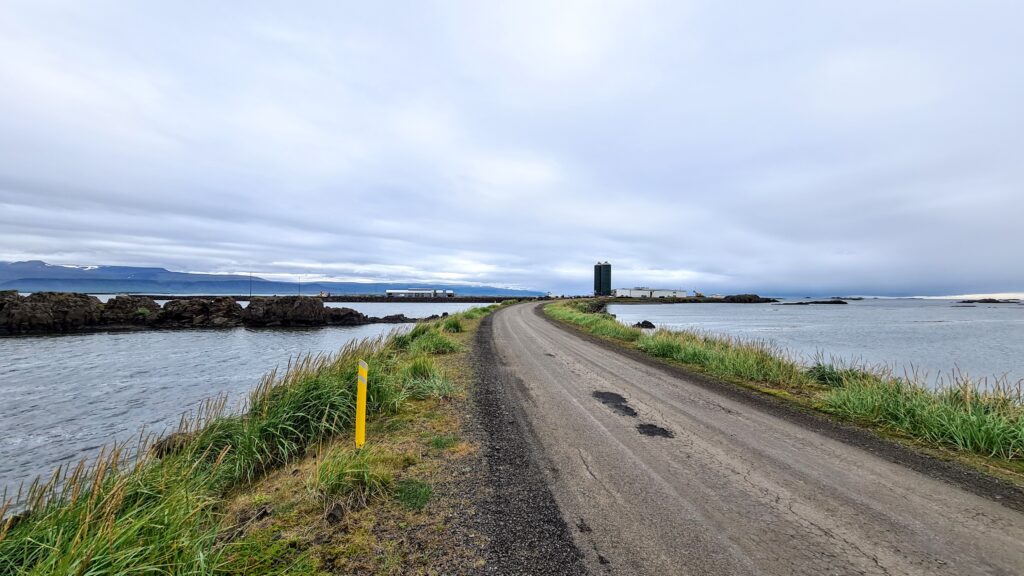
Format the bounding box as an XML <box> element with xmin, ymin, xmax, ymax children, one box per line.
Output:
<box><xmin>158</xmin><ymin>297</ymin><xmax>244</xmax><ymax>328</ymax></box>
<box><xmin>0</xmin><ymin>292</ymin><xmax>429</xmax><ymax>335</ymax></box>
<box><xmin>376</xmin><ymin>314</ymin><xmax>418</xmax><ymax>323</ymax></box>
<box><xmin>100</xmin><ymin>295</ymin><xmax>161</xmax><ymax>325</ymax></box>
<box><xmin>325</xmin><ymin>306</ymin><xmax>372</xmax><ymax>326</ymax></box>
<box><xmin>779</xmin><ymin>299</ymin><xmax>848</xmax><ymax>306</ymax></box>
<box><xmin>0</xmin><ymin>291</ymin><xmax>103</xmax><ymax>334</ymax></box>
<box><xmin>722</xmin><ymin>294</ymin><xmax>776</xmax><ymax>303</ymax></box>
<box><xmin>245</xmin><ymin>296</ymin><xmax>329</xmax><ymax>327</ymax></box>
<box><xmin>958</xmin><ymin>298</ymin><xmax>1019</xmax><ymax>304</ymax></box>
<box><xmin>633</xmin><ymin>320</ymin><xmax>657</xmax><ymax>329</ymax></box>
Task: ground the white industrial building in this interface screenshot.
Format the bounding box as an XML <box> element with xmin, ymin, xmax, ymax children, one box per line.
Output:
<box><xmin>385</xmin><ymin>289</ymin><xmax>455</xmax><ymax>298</ymax></box>
<box><xmin>613</xmin><ymin>288</ymin><xmax>688</xmax><ymax>299</ymax></box>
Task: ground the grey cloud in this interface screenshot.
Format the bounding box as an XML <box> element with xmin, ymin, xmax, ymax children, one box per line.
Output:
<box><xmin>1</xmin><ymin>1</ymin><xmax>1022</xmax><ymax>296</ymax></box>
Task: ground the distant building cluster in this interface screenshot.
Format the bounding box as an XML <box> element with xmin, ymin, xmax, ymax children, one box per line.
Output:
<box><xmin>613</xmin><ymin>288</ymin><xmax>688</xmax><ymax>299</ymax></box>
<box><xmin>593</xmin><ymin>261</ymin><xmax>696</xmax><ymax>299</ymax></box>
<box><xmin>385</xmin><ymin>289</ymin><xmax>455</xmax><ymax>298</ymax></box>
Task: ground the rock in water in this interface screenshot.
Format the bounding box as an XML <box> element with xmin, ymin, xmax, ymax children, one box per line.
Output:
<box><xmin>244</xmin><ymin>296</ymin><xmax>327</xmax><ymax>326</ymax></box>
<box><xmin>633</xmin><ymin>320</ymin><xmax>656</xmax><ymax>329</ymax></box>
<box><xmin>324</xmin><ymin>306</ymin><xmax>373</xmax><ymax>326</ymax></box>
<box><xmin>159</xmin><ymin>297</ymin><xmax>244</xmax><ymax>328</ymax></box>
<box><xmin>101</xmin><ymin>295</ymin><xmax>161</xmax><ymax>325</ymax></box>
<box><xmin>0</xmin><ymin>291</ymin><xmax>103</xmax><ymax>334</ymax></box>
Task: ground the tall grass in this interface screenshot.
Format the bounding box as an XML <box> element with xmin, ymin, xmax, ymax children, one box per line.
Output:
<box><xmin>546</xmin><ymin>300</ymin><xmax>1024</xmax><ymax>463</ymax></box>
<box><xmin>409</xmin><ymin>331</ymin><xmax>461</xmax><ymax>355</ymax></box>
<box><xmin>441</xmin><ymin>317</ymin><xmax>463</xmax><ymax>333</ymax></box>
<box><xmin>0</xmin><ymin>305</ymin><xmax>498</xmax><ymax>574</ymax></box>
<box><xmin>636</xmin><ymin>330</ymin><xmax>811</xmax><ymax>388</ymax></box>
<box><xmin>545</xmin><ymin>301</ymin><xmax>642</xmax><ymax>342</ymax></box>
<box><xmin>823</xmin><ymin>371</ymin><xmax>1024</xmax><ymax>459</ymax></box>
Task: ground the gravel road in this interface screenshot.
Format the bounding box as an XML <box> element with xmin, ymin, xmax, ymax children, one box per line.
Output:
<box><xmin>484</xmin><ymin>302</ymin><xmax>1024</xmax><ymax>575</ymax></box>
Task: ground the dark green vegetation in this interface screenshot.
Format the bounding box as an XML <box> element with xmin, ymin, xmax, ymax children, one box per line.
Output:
<box><xmin>547</xmin><ymin>300</ymin><xmax>1024</xmax><ymax>476</ymax></box>
<box><xmin>0</xmin><ymin>304</ymin><xmax>503</xmax><ymax>575</ymax></box>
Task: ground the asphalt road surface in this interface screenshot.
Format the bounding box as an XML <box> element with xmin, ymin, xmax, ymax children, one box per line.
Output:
<box><xmin>488</xmin><ymin>302</ymin><xmax>1024</xmax><ymax>576</ymax></box>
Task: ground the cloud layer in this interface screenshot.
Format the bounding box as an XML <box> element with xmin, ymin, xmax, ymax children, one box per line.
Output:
<box><xmin>1</xmin><ymin>1</ymin><xmax>1021</xmax><ymax>295</ymax></box>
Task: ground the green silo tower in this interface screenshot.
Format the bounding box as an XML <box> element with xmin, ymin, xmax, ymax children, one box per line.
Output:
<box><xmin>594</xmin><ymin>262</ymin><xmax>612</xmax><ymax>296</ymax></box>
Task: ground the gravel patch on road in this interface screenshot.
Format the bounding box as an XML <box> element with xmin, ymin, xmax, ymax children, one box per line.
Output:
<box><xmin>467</xmin><ymin>314</ymin><xmax>589</xmax><ymax>575</ymax></box>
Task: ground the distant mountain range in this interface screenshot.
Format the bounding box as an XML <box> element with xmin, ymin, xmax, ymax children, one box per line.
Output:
<box><xmin>0</xmin><ymin>261</ymin><xmax>543</xmax><ymax>297</ymax></box>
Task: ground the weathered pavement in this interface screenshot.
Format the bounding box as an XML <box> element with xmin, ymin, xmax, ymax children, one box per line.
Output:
<box><xmin>486</xmin><ymin>302</ymin><xmax>1024</xmax><ymax>575</ymax></box>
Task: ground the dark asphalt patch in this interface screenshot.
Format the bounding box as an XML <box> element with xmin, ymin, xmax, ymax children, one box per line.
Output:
<box><xmin>637</xmin><ymin>423</ymin><xmax>675</xmax><ymax>438</ymax></box>
<box><xmin>592</xmin><ymin>391</ymin><xmax>638</xmax><ymax>417</ymax></box>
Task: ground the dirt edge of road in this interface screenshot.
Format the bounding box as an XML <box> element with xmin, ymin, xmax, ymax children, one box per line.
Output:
<box><xmin>536</xmin><ymin>303</ymin><xmax>1024</xmax><ymax>514</ymax></box>
<box><xmin>471</xmin><ymin>312</ymin><xmax>589</xmax><ymax>575</ymax></box>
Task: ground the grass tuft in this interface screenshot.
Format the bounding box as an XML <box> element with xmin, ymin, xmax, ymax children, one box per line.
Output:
<box><xmin>409</xmin><ymin>332</ymin><xmax>461</xmax><ymax>355</ymax></box>
<box><xmin>428</xmin><ymin>434</ymin><xmax>460</xmax><ymax>450</ymax></box>
<box><xmin>405</xmin><ymin>375</ymin><xmax>457</xmax><ymax>400</ymax></box>
<box><xmin>393</xmin><ymin>479</ymin><xmax>432</xmax><ymax>511</ymax></box>
<box><xmin>308</xmin><ymin>447</ymin><xmax>393</xmax><ymax>509</ymax></box>
<box><xmin>441</xmin><ymin>317</ymin><xmax>463</xmax><ymax>333</ymax></box>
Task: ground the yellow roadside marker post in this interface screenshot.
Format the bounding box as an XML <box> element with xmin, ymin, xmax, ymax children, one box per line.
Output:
<box><xmin>355</xmin><ymin>360</ymin><xmax>368</xmax><ymax>449</ymax></box>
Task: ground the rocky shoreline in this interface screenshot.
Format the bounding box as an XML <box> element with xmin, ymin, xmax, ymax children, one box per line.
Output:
<box><xmin>0</xmin><ymin>291</ymin><xmax>430</xmax><ymax>336</ymax></box>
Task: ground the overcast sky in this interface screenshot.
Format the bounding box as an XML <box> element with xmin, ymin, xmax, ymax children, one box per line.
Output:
<box><xmin>1</xmin><ymin>1</ymin><xmax>1021</xmax><ymax>296</ymax></box>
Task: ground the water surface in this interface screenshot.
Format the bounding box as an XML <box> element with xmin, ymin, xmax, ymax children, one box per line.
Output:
<box><xmin>609</xmin><ymin>299</ymin><xmax>1024</xmax><ymax>384</ymax></box>
<box><xmin>0</xmin><ymin>323</ymin><xmax>418</xmax><ymax>495</ymax></box>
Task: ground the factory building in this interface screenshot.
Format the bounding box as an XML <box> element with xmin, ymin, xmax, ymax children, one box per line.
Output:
<box><xmin>613</xmin><ymin>288</ymin><xmax>688</xmax><ymax>299</ymax></box>
<box><xmin>385</xmin><ymin>289</ymin><xmax>455</xmax><ymax>298</ymax></box>
<box><xmin>594</xmin><ymin>262</ymin><xmax>612</xmax><ymax>296</ymax></box>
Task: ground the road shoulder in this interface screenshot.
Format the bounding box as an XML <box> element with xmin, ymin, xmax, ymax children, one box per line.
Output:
<box><xmin>470</xmin><ymin>311</ymin><xmax>589</xmax><ymax>575</ymax></box>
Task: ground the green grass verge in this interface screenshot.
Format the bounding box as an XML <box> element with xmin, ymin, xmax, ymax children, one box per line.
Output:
<box><xmin>545</xmin><ymin>300</ymin><xmax>1024</xmax><ymax>465</ymax></box>
<box><xmin>0</xmin><ymin>304</ymin><xmax>501</xmax><ymax>575</ymax></box>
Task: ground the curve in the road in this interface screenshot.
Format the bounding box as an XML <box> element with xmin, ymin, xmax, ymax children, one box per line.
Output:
<box><xmin>486</xmin><ymin>302</ymin><xmax>1024</xmax><ymax>576</ymax></box>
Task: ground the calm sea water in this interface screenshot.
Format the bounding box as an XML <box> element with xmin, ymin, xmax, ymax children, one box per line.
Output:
<box><xmin>609</xmin><ymin>299</ymin><xmax>1024</xmax><ymax>385</ymax></box>
<box><xmin>0</xmin><ymin>302</ymin><xmax>481</xmax><ymax>496</ymax></box>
